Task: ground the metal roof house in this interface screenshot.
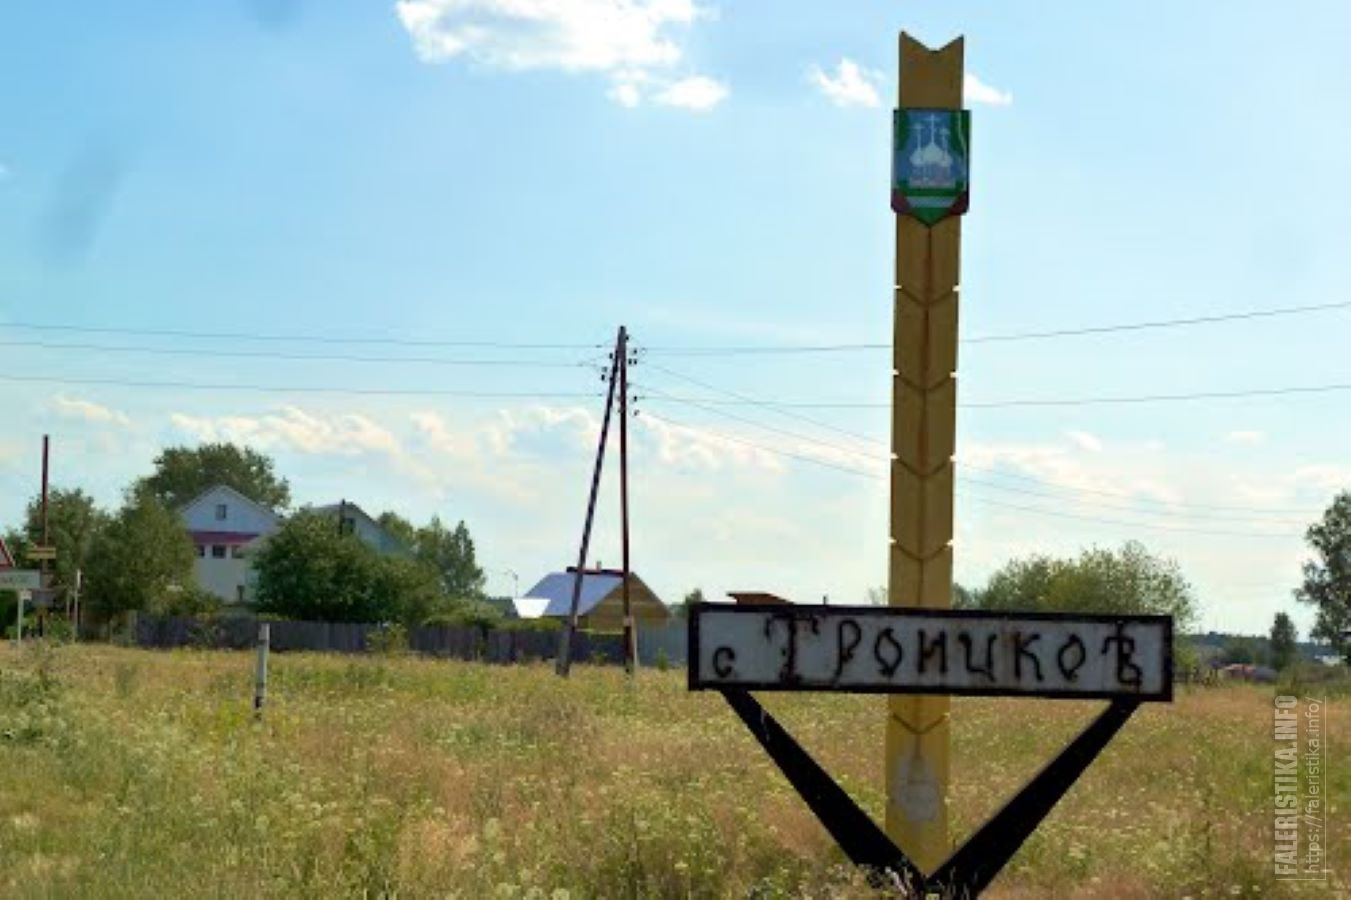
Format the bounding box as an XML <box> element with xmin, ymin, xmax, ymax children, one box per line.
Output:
<box><xmin>519</xmin><ymin>568</ymin><xmax>670</xmax><ymax>630</ymax></box>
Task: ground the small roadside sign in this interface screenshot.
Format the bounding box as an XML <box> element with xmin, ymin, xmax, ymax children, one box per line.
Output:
<box><xmin>0</xmin><ymin>570</ymin><xmax>41</xmax><ymax>591</ymax></box>
<box><xmin>27</xmin><ymin>545</ymin><xmax>57</xmax><ymax>561</ymax></box>
<box><xmin>0</xmin><ymin>536</ymin><xmax>14</xmax><ymax>569</ymax></box>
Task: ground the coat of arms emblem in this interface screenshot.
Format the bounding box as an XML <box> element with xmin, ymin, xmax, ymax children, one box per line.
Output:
<box><xmin>891</xmin><ymin>108</ymin><xmax>971</xmax><ymax>225</ymax></box>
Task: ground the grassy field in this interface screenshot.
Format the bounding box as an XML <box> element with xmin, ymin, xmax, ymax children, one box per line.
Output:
<box><xmin>0</xmin><ymin>643</ymin><xmax>1344</xmax><ymax>898</ymax></box>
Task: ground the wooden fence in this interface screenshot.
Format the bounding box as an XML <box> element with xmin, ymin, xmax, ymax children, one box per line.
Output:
<box><xmin>135</xmin><ymin>615</ymin><xmax>689</xmax><ymax>667</ymax></box>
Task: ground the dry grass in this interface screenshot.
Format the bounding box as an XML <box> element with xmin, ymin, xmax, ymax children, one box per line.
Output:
<box><xmin>0</xmin><ymin>642</ymin><xmax>1345</xmax><ymax>898</ymax></box>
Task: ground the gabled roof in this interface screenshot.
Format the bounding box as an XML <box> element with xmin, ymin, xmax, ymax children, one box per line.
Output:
<box><xmin>312</xmin><ymin>500</ymin><xmax>412</xmax><ymax>557</ymax></box>
<box><xmin>178</xmin><ymin>483</ymin><xmax>281</xmax><ymax>519</ymax></box>
<box><xmin>522</xmin><ymin>569</ymin><xmax>668</xmax><ymax>620</ymax></box>
<box><xmin>525</xmin><ymin>571</ymin><xmax>624</xmax><ymax>618</ymax></box>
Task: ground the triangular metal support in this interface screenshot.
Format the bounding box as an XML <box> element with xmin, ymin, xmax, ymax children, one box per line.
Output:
<box><xmin>721</xmin><ymin>689</ymin><xmax>1140</xmax><ymax>896</ymax></box>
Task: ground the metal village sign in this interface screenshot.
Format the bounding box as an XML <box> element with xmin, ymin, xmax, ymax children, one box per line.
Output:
<box><xmin>687</xmin><ymin>604</ymin><xmax>1174</xmax><ymax>894</ymax></box>
<box><xmin>682</xmin><ymin>32</ymin><xmax>1176</xmax><ymax>898</ymax></box>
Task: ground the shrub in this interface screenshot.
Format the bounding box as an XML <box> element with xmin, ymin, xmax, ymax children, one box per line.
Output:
<box><xmin>367</xmin><ymin>623</ymin><xmax>409</xmax><ymax>656</ymax></box>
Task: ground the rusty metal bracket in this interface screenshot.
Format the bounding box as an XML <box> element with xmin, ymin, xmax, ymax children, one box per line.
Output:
<box><xmin>721</xmin><ymin>689</ymin><xmax>1140</xmax><ymax>896</ymax></box>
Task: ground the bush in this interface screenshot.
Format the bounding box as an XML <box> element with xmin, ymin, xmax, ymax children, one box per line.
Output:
<box><xmin>368</xmin><ymin>623</ymin><xmax>409</xmax><ymax>656</ymax></box>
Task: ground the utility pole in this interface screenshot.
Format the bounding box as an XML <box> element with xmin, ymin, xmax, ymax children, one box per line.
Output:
<box><xmin>38</xmin><ymin>435</ymin><xmax>50</xmax><ymax>638</ymax></box>
<box><xmin>885</xmin><ymin>32</ymin><xmax>967</xmax><ymax>871</ymax></box>
<box><xmin>619</xmin><ymin>327</ymin><xmax>636</xmax><ymax>675</ymax></box>
<box><xmin>556</xmin><ymin>328</ymin><xmax>623</xmax><ymax>676</ymax></box>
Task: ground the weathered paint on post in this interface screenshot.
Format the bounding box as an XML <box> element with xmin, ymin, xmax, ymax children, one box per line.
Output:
<box><xmin>690</xmin><ymin>605</ymin><xmax>1173</xmax><ymax>699</ymax></box>
<box><xmin>254</xmin><ymin>622</ymin><xmax>270</xmax><ymax>718</ymax></box>
<box><xmin>888</xmin><ymin>30</ymin><xmax>965</xmax><ymax>871</ymax></box>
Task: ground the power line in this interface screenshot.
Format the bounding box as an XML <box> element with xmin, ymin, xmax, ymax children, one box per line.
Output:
<box><xmin>637</xmin><ymin>410</ymin><xmax>882</xmax><ymax>479</ymax></box>
<box><xmin>638</xmin><ymin>387</ymin><xmax>1311</xmax><ymax>525</ymax></box>
<box><xmin>638</xmin><ymin>381</ymin><xmax>1351</xmax><ymax>409</ymax></box>
<box><xmin>959</xmin><ymin>476</ymin><xmax>1311</xmax><ymax>526</ymax></box>
<box><xmin>639</xmin><ymin>386</ymin><xmax>884</xmax><ymax>461</ymax></box>
<box><xmin>0</xmin><ymin>373</ymin><xmax>602</xmax><ymax>399</ymax></box>
<box><xmin>0</xmin><ymin>320</ymin><xmax>603</xmax><ymax>350</ymax></box>
<box><xmin>637</xmin><ymin>364</ymin><xmax>1321</xmax><ymax>516</ymax></box>
<box><xmin>638</xmin><ymin>411</ymin><xmax>1297</xmax><ymax>539</ymax></box>
<box><xmin>640</xmin><ymin>300</ymin><xmax>1351</xmax><ymax>355</ymax></box>
<box><xmin>0</xmin><ymin>338</ymin><xmax>597</xmax><ymax>368</ymax></box>
<box><xmin>959</xmin><ymin>495</ymin><xmax>1296</xmax><ymax>539</ymax></box>
<box><xmin>954</xmin><ymin>463</ymin><xmax>1318</xmax><ymax>516</ymax></box>
<box><xmin>640</xmin><ymin>360</ymin><xmax>883</xmax><ymax>449</ymax></box>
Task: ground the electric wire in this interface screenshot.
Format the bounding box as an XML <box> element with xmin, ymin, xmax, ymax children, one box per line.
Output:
<box><xmin>638</xmin><ymin>410</ymin><xmax>1300</xmax><ymax>539</ymax></box>
<box><xmin>0</xmin><ymin>338</ymin><xmax>598</xmax><ymax>368</ymax></box>
<box><xmin>638</xmin><ymin>382</ymin><xmax>1351</xmax><ymax>410</ymax></box>
<box><xmin>637</xmin><ymin>387</ymin><xmax>1311</xmax><ymax>525</ymax></box>
<box><xmin>641</xmin><ymin>300</ymin><xmax>1351</xmax><ymax>355</ymax></box>
<box><xmin>0</xmin><ymin>373</ymin><xmax>602</xmax><ymax>400</ymax></box>
<box><xmin>0</xmin><ymin>320</ymin><xmax>604</xmax><ymax>350</ymax></box>
<box><xmin>635</xmin><ymin>366</ymin><xmax>1323</xmax><ymax>518</ymax></box>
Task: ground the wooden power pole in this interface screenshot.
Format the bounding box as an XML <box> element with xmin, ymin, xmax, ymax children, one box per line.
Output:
<box><xmin>886</xmin><ymin>32</ymin><xmax>966</xmax><ymax>871</ymax></box>
<box><xmin>618</xmin><ymin>327</ymin><xmax>636</xmax><ymax>675</ymax></box>
<box><xmin>556</xmin><ymin>327</ymin><xmax>623</xmax><ymax>676</ymax></box>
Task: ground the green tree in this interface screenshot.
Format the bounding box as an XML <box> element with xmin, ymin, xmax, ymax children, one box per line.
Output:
<box><xmin>139</xmin><ymin>442</ymin><xmax>290</xmax><ymax>511</ymax></box>
<box><xmin>1295</xmin><ymin>491</ymin><xmax>1351</xmax><ymax>664</ymax></box>
<box><xmin>677</xmin><ymin>587</ymin><xmax>707</xmax><ymax>616</ymax></box>
<box><xmin>12</xmin><ymin>487</ymin><xmax>109</xmax><ymax>589</ymax></box>
<box><xmin>1270</xmin><ymin>612</ymin><xmax>1299</xmax><ymax>671</ymax></box>
<box><xmin>1219</xmin><ymin>635</ymin><xmax>1262</xmax><ymax>666</ymax></box>
<box><xmin>83</xmin><ymin>490</ymin><xmax>197</xmax><ymax>625</ymax></box>
<box><xmin>416</xmin><ymin>517</ymin><xmax>485</xmax><ymax>600</ymax></box>
<box><xmin>377</xmin><ymin>511</ymin><xmax>418</xmax><ymax>552</ymax></box>
<box><xmin>976</xmin><ymin>541</ymin><xmax>1197</xmax><ymax>630</ymax></box>
<box><xmin>254</xmin><ymin>511</ymin><xmax>451</xmax><ymax>628</ymax></box>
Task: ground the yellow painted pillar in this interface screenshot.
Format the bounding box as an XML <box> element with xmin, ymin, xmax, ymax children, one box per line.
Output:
<box><xmin>885</xmin><ymin>32</ymin><xmax>964</xmax><ymax>871</ymax></box>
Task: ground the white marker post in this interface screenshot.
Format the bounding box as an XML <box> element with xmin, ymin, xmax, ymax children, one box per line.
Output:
<box><xmin>254</xmin><ymin>622</ymin><xmax>270</xmax><ymax>719</ymax></box>
<box><xmin>15</xmin><ymin>590</ymin><xmax>28</xmax><ymax>643</ymax></box>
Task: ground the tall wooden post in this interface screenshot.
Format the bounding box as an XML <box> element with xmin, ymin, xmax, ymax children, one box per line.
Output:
<box><xmin>886</xmin><ymin>32</ymin><xmax>964</xmax><ymax>871</ymax></box>
<box><xmin>618</xmin><ymin>327</ymin><xmax>637</xmax><ymax>675</ymax></box>
<box><xmin>556</xmin><ymin>328</ymin><xmax>623</xmax><ymax>677</ymax></box>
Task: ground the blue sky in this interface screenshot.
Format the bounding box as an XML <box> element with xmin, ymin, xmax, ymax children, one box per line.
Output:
<box><xmin>2</xmin><ymin>1</ymin><xmax>1349</xmax><ymax>636</ymax></box>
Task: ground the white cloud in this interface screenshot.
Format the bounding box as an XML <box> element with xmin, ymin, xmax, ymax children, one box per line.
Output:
<box><xmin>1065</xmin><ymin>430</ymin><xmax>1103</xmax><ymax>453</ymax></box>
<box><xmin>808</xmin><ymin>58</ymin><xmax>882</xmax><ymax>108</ymax></box>
<box><xmin>394</xmin><ymin>0</ymin><xmax>723</xmax><ymax>108</ymax></box>
<box><xmin>1226</xmin><ymin>430</ymin><xmax>1265</xmax><ymax>445</ymax></box>
<box><xmin>170</xmin><ymin>407</ymin><xmax>401</xmax><ymax>457</ymax></box>
<box><xmin>964</xmin><ymin>72</ymin><xmax>1012</xmax><ymax>106</ymax></box>
<box><xmin>50</xmin><ymin>394</ymin><xmax>131</xmax><ymax>428</ymax></box>
<box><xmin>607</xmin><ymin>82</ymin><xmax>642</xmax><ymax>107</ymax></box>
<box><xmin>652</xmin><ymin>75</ymin><xmax>727</xmax><ymax>110</ymax></box>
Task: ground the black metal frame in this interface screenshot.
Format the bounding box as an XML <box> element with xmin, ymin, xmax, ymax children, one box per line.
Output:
<box><xmin>722</xmin><ymin>688</ymin><xmax>1141</xmax><ymax>896</ymax></box>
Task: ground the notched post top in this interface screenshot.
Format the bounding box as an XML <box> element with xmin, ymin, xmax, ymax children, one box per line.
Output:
<box><xmin>898</xmin><ymin>33</ymin><xmax>964</xmax><ymax>108</ymax></box>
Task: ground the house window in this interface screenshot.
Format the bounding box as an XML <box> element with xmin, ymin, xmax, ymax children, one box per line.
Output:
<box><xmin>230</xmin><ymin>546</ymin><xmax>246</xmax><ymax>559</ymax></box>
<box><xmin>195</xmin><ymin>545</ymin><xmax>205</xmax><ymax>558</ymax></box>
<box><xmin>340</xmin><ymin>516</ymin><xmax>357</xmax><ymax>536</ymax></box>
<box><xmin>215</xmin><ymin>503</ymin><xmax>228</xmax><ymax>521</ymax></box>
<box><xmin>211</xmin><ymin>545</ymin><xmax>227</xmax><ymax>559</ymax></box>
<box><xmin>236</xmin><ymin>585</ymin><xmax>246</xmax><ymax>604</ymax></box>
